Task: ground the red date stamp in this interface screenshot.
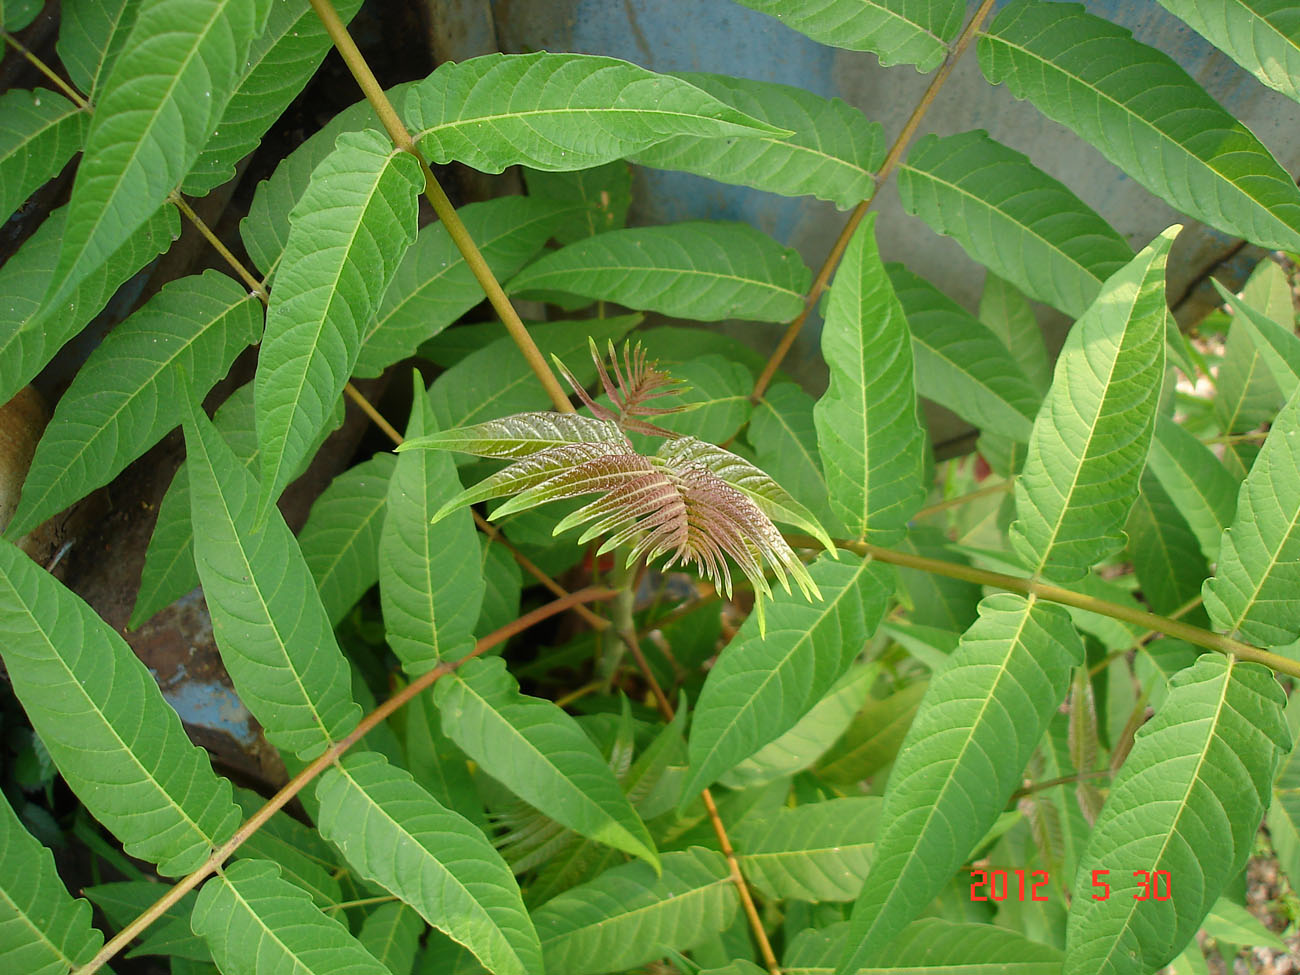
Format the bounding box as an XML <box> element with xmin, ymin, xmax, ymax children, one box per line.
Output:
<box><xmin>969</xmin><ymin>868</ymin><xmax>1172</xmax><ymax>902</ymax></box>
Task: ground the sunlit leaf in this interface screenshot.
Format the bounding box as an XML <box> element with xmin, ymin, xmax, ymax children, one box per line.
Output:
<box><xmin>0</xmin><ymin>539</ymin><xmax>240</xmax><ymax>875</ymax></box>
<box><xmin>1157</xmin><ymin>0</ymin><xmax>1300</xmax><ymax>105</ymax></box>
<box><xmin>405</xmin><ymin>52</ymin><xmax>789</xmax><ymax>173</ymax></box>
<box><xmin>1062</xmin><ymin>655</ymin><xmax>1289</xmax><ymax>975</ymax></box>
<box><xmin>508</xmin><ymin>222</ymin><xmax>811</xmax><ymax>323</ymax></box>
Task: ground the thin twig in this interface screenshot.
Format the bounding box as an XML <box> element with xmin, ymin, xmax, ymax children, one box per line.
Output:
<box><xmin>914</xmin><ymin>479</ymin><xmax>1012</xmax><ymax>519</ymax></box>
<box><xmin>75</xmin><ymin>586</ymin><xmax>617</xmax><ymax>974</ymax></box>
<box><xmin>750</xmin><ymin>0</ymin><xmax>1001</xmax><ymax>401</ymax></box>
<box><xmin>2</xmin><ymin>29</ymin><xmax>89</xmax><ymax>108</ymax></box>
<box><xmin>305</xmin><ymin>0</ymin><xmax>572</xmax><ymax>413</ymax></box>
<box><xmin>169</xmin><ymin>193</ymin><xmax>269</xmax><ymax>302</ymax></box>
<box><xmin>786</xmin><ymin>534</ymin><xmax>1300</xmax><ymax>681</ymax></box>
<box><xmin>1009</xmin><ymin>768</ymin><xmax>1113</xmax><ymax>803</ymax></box>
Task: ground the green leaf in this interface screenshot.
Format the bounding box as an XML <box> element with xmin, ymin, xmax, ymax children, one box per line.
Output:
<box><xmin>1269</xmin><ymin>710</ymin><xmax>1300</xmax><ymax>892</ymax></box>
<box><xmin>1146</xmin><ymin>415</ymin><xmax>1238</xmax><ymax>563</ymax></box>
<box><xmin>1203</xmin><ymin>388</ymin><xmax>1300</xmax><ymax>647</ymax></box>
<box><xmin>405</xmin><ymin>52</ymin><xmax>789</xmax><ymax>173</ymax></box>
<box><xmin>239</xmin><ymin>84</ymin><xmax>415</xmax><ymax>276</ymax></box>
<box><xmin>231</xmin><ymin>788</ymin><xmax>343</xmax><ymax>909</ymax></box>
<box><xmin>0</xmin><ymin>793</ymin><xmax>103</xmax><ymax>974</ymax></box>
<box><xmin>684</xmin><ymin>554</ymin><xmax>892</xmax><ymax>798</ymax></box>
<box><xmin>1157</xmin><ymin>0</ymin><xmax>1300</xmax><ymax>105</ymax></box>
<box><xmin>0</xmin><ymin>203</ymin><xmax>179</xmax><ymax>409</ymax></box>
<box><xmin>734</xmin><ymin>797</ymin><xmax>881</xmax><ymax>902</ymax></box>
<box><xmin>401</xmin><ymin>412</ymin><xmax>625</xmax><ymax>461</ymax></box>
<box><xmin>356</xmin><ymin>196</ymin><xmax>577</xmax><ymax>378</ymax></box>
<box><xmin>183</xmin><ymin>0</ymin><xmax>365</xmax><ymax>195</ymax></box>
<box><xmin>1125</xmin><ymin>473</ymin><xmax>1209</xmax><ymax>616</ymax></box>
<box><xmin>255</xmin><ymin>127</ymin><xmax>423</xmax><ymax>515</ymax></box>
<box><xmin>979</xmin><ymin>273</ymin><xmax>1052</xmax><ymax>394</ymax></box>
<box><xmin>894</xmin><ymin>527</ymin><xmax>982</xmax><ymax>633</ymax></box>
<box><xmin>814</xmin><ymin>213</ymin><xmax>927</xmax><ymax>541</ymax></box>
<box><xmin>1216</xmin><ymin>258</ymin><xmax>1292</xmax><ymax>435</ymax></box>
<box><xmin>181</xmin><ymin>394</ymin><xmax>361</xmax><ymax>759</ymax></box>
<box><xmin>7</xmin><ymin>270</ymin><xmax>261</xmax><ymax>540</ymax></box>
<box><xmin>428</xmin><ymin>316</ymin><xmax>640</xmax><ymax>432</ymax></box>
<box><xmin>979</xmin><ymin>0</ymin><xmax>1300</xmax><ymax>253</ymax></box>
<box><xmin>1</xmin><ymin>0</ymin><xmax>40</xmax><ymax>31</ymax></box>
<box><xmin>523</xmin><ymin>161</ymin><xmax>632</xmax><ymax>243</ymax></box>
<box><xmin>1010</xmin><ymin>228</ymin><xmax>1175</xmax><ymax>581</ymax></box>
<box><xmin>1201</xmin><ymin>897</ymin><xmax>1288</xmax><ymax>951</ymax></box>
<box><xmin>732</xmin><ymin>0</ymin><xmax>963</xmax><ymax>72</ymax></box>
<box><xmin>789</xmin><ymin>918</ymin><xmax>1063</xmax><ymax>974</ymax></box>
<box><xmin>381</xmin><ymin>376</ymin><xmax>483</xmax><ymax>673</ymax></box>
<box><xmin>886</xmin><ymin>263</ymin><xmax>1042</xmax><ymax>441</ymax></box>
<box><xmin>816</xmin><ymin>679</ymin><xmax>930</xmax><ymax>787</ymax></box>
<box><xmin>84</xmin><ymin>880</ymin><xmax>206</xmax><ymax>961</ymax></box>
<box><xmin>0</xmin><ymin>88</ymin><xmax>87</xmax><ymax>225</ymax></box>
<box><xmin>56</xmin><ymin>0</ymin><xmax>140</xmax><ymax>99</ymax></box>
<box><xmin>316</xmin><ymin>751</ymin><xmax>541</xmax><ymax>975</ymax></box>
<box><xmin>1062</xmin><ymin>655</ymin><xmax>1290</xmax><ymax>975</ymax></box>
<box><xmin>631</xmin><ymin>73</ymin><xmax>884</xmax><ymax>210</ymax></box>
<box><xmin>435</xmin><ymin>656</ymin><xmax>658</xmax><ymax>867</ymax></box>
<box><xmin>130</xmin><ymin>381</ymin><xmax>344</xmax><ymax>629</ymax></box>
<box><xmin>0</xmin><ymin>539</ymin><xmax>240</xmax><ymax>875</ymax></box>
<box><xmin>508</xmin><ymin>222</ymin><xmax>810</xmax><ymax>323</ymax></box>
<box><xmin>1214</xmin><ymin>277</ymin><xmax>1300</xmax><ymax>401</ymax></box>
<box><xmin>46</xmin><ymin>0</ymin><xmax>272</xmax><ymax>316</ymax></box>
<box><xmin>898</xmin><ymin>130</ymin><xmax>1132</xmax><ymax>319</ymax></box>
<box><xmin>838</xmin><ymin>593</ymin><xmax>1085</xmax><ymax>972</ymax></box>
<box><xmin>650</xmin><ymin>355</ymin><xmax>753</xmax><ymax>445</ymax></box>
<box><xmin>192</xmin><ymin>859</ymin><xmax>389</xmax><ymax>975</ymax></box>
<box><xmin>359</xmin><ymin>903</ymin><xmax>424</xmax><ymax>975</ymax></box>
<box><xmin>477</xmin><ymin>537</ymin><xmax>522</xmax><ymax>637</ymax></box>
<box><xmin>750</xmin><ymin>382</ymin><xmax>841</xmax><ymax>536</ymax></box>
<box><xmin>720</xmin><ymin>663</ymin><xmax>876</xmax><ymax>790</ymax></box>
<box><xmin>533</xmin><ymin>847</ymin><xmax>737</xmax><ymax>975</ymax></box>
<box><xmin>298</xmin><ymin>453</ymin><xmax>397</xmax><ymax>626</ymax></box>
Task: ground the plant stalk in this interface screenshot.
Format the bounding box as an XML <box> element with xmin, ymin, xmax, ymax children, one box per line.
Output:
<box><xmin>751</xmin><ymin>0</ymin><xmax>1000</xmax><ymax>401</ymax></box>
<box><xmin>305</xmin><ymin>0</ymin><xmax>572</xmax><ymax>413</ymax></box>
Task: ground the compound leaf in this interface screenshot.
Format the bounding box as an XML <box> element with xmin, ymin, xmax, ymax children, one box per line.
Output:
<box><xmin>316</xmin><ymin>751</ymin><xmax>540</xmax><ymax>975</ymax></box>
<box><xmin>380</xmin><ymin>376</ymin><xmax>483</xmax><ymax>673</ymax></box>
<box><xmin>405</xmin><ymin>52</ymin><xmax>788</xmax><ymax>173</ymax></box>
<box><xmin>434</xmin><ymin>657</ymin><xmax>658</xmax><ymax>868</ymax></box>
<box><xmin>298</xmin><ymin>453</ymin><xmax>397</xmax><ymax>626</ymax></box>
<box><xmin>533</xmin><ymin>848</ymin><xmax>737</xmax><ymax>975</ymax></box>
<box><xmin>1010</xmin><ymin>228</ymin><xmax>1174</xmax><ymax>581</ymax></box>
<box><xmin>631</xmin><ymin>73</ymin><xmax>884</xmax><ymax>209</ymax></box>
<box><xmin>0</xmin><ymin>88</ymin><xmax>87</xmax><ymax>226</ymax></box>
<box><xmin>0</xmin><ymin>793</ymin><xmax>103</xmax><ymax>974</ymax></box>
<box><xmin>898</xmin><ymin>129</ymin><xmax>1132</xmax><ymax>318</ymax></box>
<box><xmin>508</xmin><ymin>222</ymin><xmax>811</xmax><ymax>323</ymax></box>
<box><xmin>192</xmin><ymin>859</ymin><xmax>389</xmax><ymax>975</ymax></box>
<box><xmin>1062</xmin><ymin>655</ymin><xmax>1289</xmax><ymax>975</ymax></box>
<box><xmin>0</xmin><ymin>539</ymin><xmax>240</xmax><ymax>875</ymax></box>
<box><xmin>886</xmin><ymin>262</ymin><xmax>1042</xmax><ymax>441</ymax></box>
<box><xmin>979</xmin><ymin>0</ymin><xmax>1300</xmax><ymax>252</ymax></box>
<box><xmin>814</xmin><ymin>212</ymin><xmax>926</xmax><ymax>541</ymax></box>
<box><xmin>684</xmin><ymin>554</ymin><xmax>891</xmax><ymax>798</ymax></box>
<box><xmin>8</xmin><ymin>270</ymin><xmax>261</xmax><ymax>540</ymax></box>
<box><xmin>838</xmin><ymin>593</ymin><xmax>1084</xmax><ymax>972</ymax></box>
<box><xmin>1203</xmin><ymin>388</ymin><xmax>1300</xmax><ymax>647</ymax></box>
<box><xmin>733</xmin><ymin>0</ymin><xmax>964</xmax><ymax>72</ymax></box>
<box><xmin>182</xmin><ymin>394</ymin><xmax>361</xmax><ymax>759</ymax></box>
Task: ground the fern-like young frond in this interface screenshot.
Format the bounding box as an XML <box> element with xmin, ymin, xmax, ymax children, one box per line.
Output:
<box><xmin>397</xmin><ymin>341</ymin><xmax>830</xmax><ymax>628</ymax></box>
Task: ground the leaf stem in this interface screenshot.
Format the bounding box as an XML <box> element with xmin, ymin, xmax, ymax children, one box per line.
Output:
<box><xmin>914</xmin><ymin>479</ymin><xmax>1012</xmax><ymax>519</ymax></box>
<box><xmin>1</xmin><ymin>29</ymin><xmax>89</xmax><ymax>109</ymax></box>
<box><xmin>74</xmin><ymin>585</ymin><xmax>617</xmax><ymax>975</ymax></box>
<box><xmin>788</xmin><ymin>535</ymin><xmax>1300</xmax><ymax>680</ymax></box>
<box><xmin>750</xmin><ymin>0</ymin><xmax>1000</xmax><ymax>401</ymax></box>
<box><xmin>168</xmin><ymin>192</ymin><xmax>269</xmax><ymax>303</ymax></box>
<box><xmin>305</xmin><ymin>0</ymin><xmax>572</xmax><ymax>413</ymax></box>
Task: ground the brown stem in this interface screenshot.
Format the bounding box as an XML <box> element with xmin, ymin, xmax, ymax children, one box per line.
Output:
<box><xmin>305</xmin><ymin>0</ymin><xmax>572</xmax><ymax>413</ymax></box>
<box><xmin>751</xmin><ymin>0</ymin><xmax>1001</xmax><ymax>401</ymax></box>
<box><xmin>75</xmin><ymin>585</ymin><xmax>616</xmax><ymax>975</ymax></box>
<box><xmin>616</xmin><ymin>624</ymin><xmax>779</xmax><ymax>974</ymax></box>
<box><xmin>786</xmin><ymin>535</ymin><xmax>1300</xmax><ymax>681</ymax></box>
<box><xmin>169</xmin><ymin>193</ymin><xmax>269</xmax><ymax>302</ymax></box>
<box><xmin>1009</xmin><ymin>768</ymin><xmax>1113</xmax><ymax>803</ymax></box>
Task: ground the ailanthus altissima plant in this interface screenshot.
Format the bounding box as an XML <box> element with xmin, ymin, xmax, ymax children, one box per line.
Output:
<box><xmin>2</xmin><ymin>1</ymin><xmax>1300</xmax><ymax>974</ymax></box>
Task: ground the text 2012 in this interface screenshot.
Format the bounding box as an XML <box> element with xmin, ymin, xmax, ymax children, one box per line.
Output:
<box><xmin>969</xmin><ymin>868</ymin><xmax>1173</xmax><ymax>901</ymax></box>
